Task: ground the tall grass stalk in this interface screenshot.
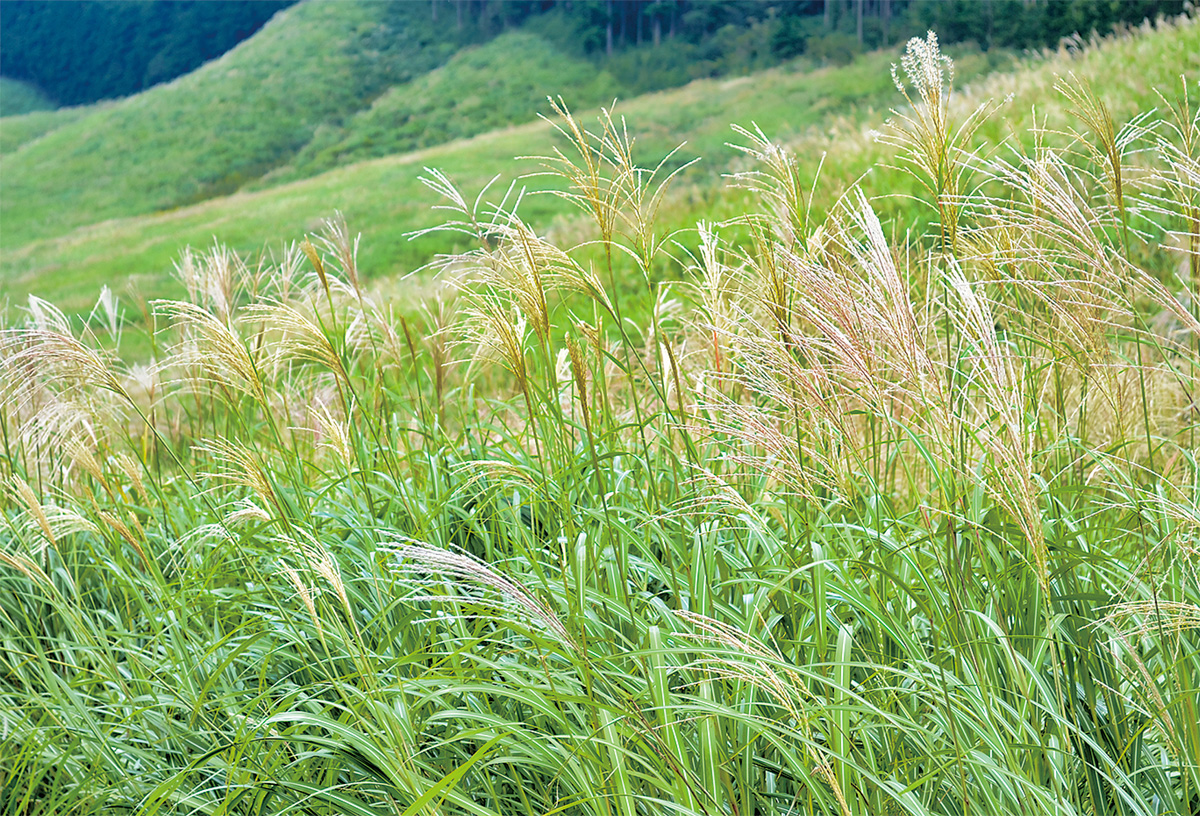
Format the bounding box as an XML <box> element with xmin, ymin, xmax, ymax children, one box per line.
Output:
<box><xmin>3</xmin><ymin>29</ymin><xmax>1200</xmax><ymax>816</ymax></box>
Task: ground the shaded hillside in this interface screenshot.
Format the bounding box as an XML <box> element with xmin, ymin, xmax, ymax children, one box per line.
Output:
<box><xmin>0</xmin><ymin>0</ymin><xmax>294</xmax><ymax>105</ymax></box>
<box><xmin>0</xmin><ymin>1</ymin><xmax>464</xmax><ymax>247</ymax></box>
<box><xmin>267</xmin><ymin>31</ymin><xmax>622</xmax><ymax>184</ymax></box>
<box><xmin>0</xmin><ymin>77</ymin><xmax>55</xmax><ymax>116</ymax></box>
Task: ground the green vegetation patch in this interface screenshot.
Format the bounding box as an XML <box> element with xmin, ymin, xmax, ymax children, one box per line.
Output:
<box><xmin>0</xmin><ymin>0</ymin><xmax>460</xmax><ymax>248</ymax></box>
<box><xmin>269</xmin><ymin>31</ymin><xmax>622</xmax><ymax>184</ymax></box>
<box><xmin>0</xmin><ymin>105</ymin><xmax>97</xmax><ymax>156</ymax></box>
<box><xmin>0</xmin><ymin>76</ymin><xmax>56</xmax><ymax>116</ymax></box>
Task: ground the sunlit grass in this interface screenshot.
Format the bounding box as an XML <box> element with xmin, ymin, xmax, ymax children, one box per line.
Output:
<box><xmin>2</xmin><ymin>19</ymin><xmax>1200</xmax><ymax>816</ymax></box>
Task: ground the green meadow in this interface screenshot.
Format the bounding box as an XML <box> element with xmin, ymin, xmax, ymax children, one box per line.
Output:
<box><xmin>2</xmin><ymin>6</ymin><xmax>1200</xmax><ymax>816</ymax></box>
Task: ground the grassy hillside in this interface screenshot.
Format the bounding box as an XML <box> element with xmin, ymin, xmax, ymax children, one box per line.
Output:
<box><xmin>0</xmin><ymin>0</ymin><xmax>461</xmax><ymax>247</ymax></box>
<box><xmin>1</xmin><ymin>45</ymin><xmax>1013</xmax><ymax>313</ymax></box>
<box><xmin>5</xmin><ymin>16</ymin><xmax>1197</xmax><ymax>318</ymax></box>
<box><xmin>3</xmin><ymin>26</ymin><xmax>1200</xmax><ymax>816</ymax></box>
<box><xmin>0</xmin><ymin>77</ymin><xmax>55</xmax><ymax>116</ymax></box>
<box><xmin>0</xmin><ymin>105</ymin><xmax>96</xmax><ymax>156</ymax></box>
<box><xmin>267</xmin><ymin>31</ymin><xmax>623</xmax><ymax>184</ymax></box>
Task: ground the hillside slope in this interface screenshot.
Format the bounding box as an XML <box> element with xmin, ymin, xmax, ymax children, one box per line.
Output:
<box><xmin>0</xmin><ymin>0</ymin><xmax>457</xmax><ymax>247</ymax></box>
<box><xmin>266</xmin><ymin>31</ymin><xmax>622</xmax><ymax>185</ymax></box>
<box><xmin>2</xmin><ymin>17</ymin><xmax>1196</xmax><ymax>315</ymax></box>
<box><xmin>0</xmin><ymin>44</ymin><xmax>949</xmax><ymax>310</ymax></box>
<box><xmin>0</xmin><ymin>105</ymin><xmax>97</xmax><ymax>156</ymax></box>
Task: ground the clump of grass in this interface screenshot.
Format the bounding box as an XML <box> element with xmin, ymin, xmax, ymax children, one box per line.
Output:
<box><xmin>3</xmin><ymin>25</ymin><xmax>1200</xmax><ymax>816</ymax></box>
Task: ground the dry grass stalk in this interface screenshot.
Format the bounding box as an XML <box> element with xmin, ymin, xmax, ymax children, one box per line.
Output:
<box><xmin>155</xmin><ymin>299</ymin><xmax>267</xmax><ymax>406</ymax></box>
<box><xmin>307</xmin><ymin>403</ymin><xmax>353</xmax><ymax>470</ymax></box>
<box><xmin>387</xmin><ymin>541</ymin><xmax>575</xmax><ymax>650</ymax></box>
<box><xmin>195</xmin><ymin>438</ymin><xmax>283</xmax><ymax>519</ymax></box>
<box><xmin>9</xmin><ymin>476</ymin><xmax>99</xmax><ymax>555</ymax></box>
<box><xmin>280</xmin><ymin>560</ymin><xmax>326</xmax><ymax>650</ymax></box>
<box><xmin>11</xmin><ymin>475</ymin><xmax>55</xmax><ymax>550</ymax></box>
<box><xmin>880</xmin><ymin>31</ymin><xmax>995</xmax><ymax>253</ymax></box>
<box><xmin>244</xmin><ymin>300</ymin><xmax>349</xmax><ymax>388</ymax></box>
<box><xmin>97</xmin><ymin>510</ymin><xmax>150</xmax><ymax>570</ymax></box>
<box><xmin>727</xmin><ymin>124</ymin><xmax>815</xmax><ymax>250</ymax></box>
<box><xmin>1102</xmin><ymin>599</ymin><xmax>1200</xmax><ymax>636</ymax></box>
<box><xmin>0</xmin><ymin>549</ymin><xmax>56</xmax><ymax>592</ymax></box>
<box><xmin>174</xmin><ymin>242</ymin><xmax>245</xmax><ymax>325</ymax></box>
<box><xmin>947</xmin><ymin>268</ymin><xmax>1048</xmax><ymax>588</ymax></box>
<box><xmin>1</xmin><ymin>298</ymin><xmax>129</xmax><ymax>409</ymax></box>
<box><xmin>312</xmin><ymin>213</ymin><xmax>362</xmax><ymax>297</ymax></box>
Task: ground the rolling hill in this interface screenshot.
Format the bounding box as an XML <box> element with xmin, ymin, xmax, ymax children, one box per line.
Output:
<box><xmin>0</xmin><ymin>45</ymin><xmax>977</xmax><ymax>311</ymax></box>
<box><xmin>3</xmin><ymin>15</ymin><xmax>1196</xmax><ymax>317</ymax></box>
<box><xmin>0</xmin><ymin>104</ymin><xmax>97</xmax><ymax>156</ymax></box>
<box><xmin>263</xmin><ymin>30</ymin><xmax>624</xmax><ymax>185</ymax></box>
<box><xmin>6</xmin><ymin>0</ymin><xmax>1185</xmax><ymax>265</ymax></box>
<box><xmin>0</xmin><ymin>0</ymin><xmax>462</xmax><ymax>247</ymax></box>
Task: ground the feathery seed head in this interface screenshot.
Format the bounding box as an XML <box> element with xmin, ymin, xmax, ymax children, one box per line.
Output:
<box><xmin>387</xmin><ymin>540</ymin><xmax>575</xmax><ymax>650</ymax></box>
<box><xmin>155</xmin><ymin>300</ymin><xmax>267</xmax><ymax>405</ymax></box>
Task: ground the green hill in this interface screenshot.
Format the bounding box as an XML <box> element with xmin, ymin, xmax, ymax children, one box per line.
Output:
<box><xmin>0</xmin><ymin>105</ymin><xmax>97</xmax><ymax>156</ymax></box>
<box><xmin>3</xmin><ymin>14</ymin><xmax>1196</xmax><ymax>318</ymax></box>
<box><xmin>0</xmin><ymin>1</ymin><xmax>293</xmax><ymax>106</ymax></box>
<box><xmin>0</xmin><ymin>0</ymin><xmax>461</xmax><ymax>248</ymax></box>
<box><xmin>266</xmin><ymin>31</ymin><xmax>622</xmax><ymax>184</ymax></box>
<box><xmin>0</xmin><ymin>77</ymin><xmax>56</xmax><ymax>116</ymax></box>
<box><xmin>0</xmin><ymin>45</ymin><xmax>974</xmax><ymax>312</ymax></box>
<box><xmin>4</xmin><ymin>0</ymin><xmax>1187</xmax><ymax>266</ymax></box>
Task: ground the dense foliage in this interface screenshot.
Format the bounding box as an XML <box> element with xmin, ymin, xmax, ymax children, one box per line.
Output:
<box><xmin>2</xmin><ymin>25</ymin><xmax>1199</xmax><ymax>816</ymax></box>
<box><xmin>0</xmin><ymin>0</ymin><xmax>294</xmax><ymax>106</ymax></box>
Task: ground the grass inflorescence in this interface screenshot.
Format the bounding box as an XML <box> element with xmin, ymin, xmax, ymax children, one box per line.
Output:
<box><xmin>3</xmin><ymin>26</ymin><xmax>1200</xmax><ymax>816</ymax></box>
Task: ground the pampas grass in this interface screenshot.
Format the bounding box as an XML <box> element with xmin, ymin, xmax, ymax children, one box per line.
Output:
<box><xmin>2</xmin><ymin>26</ymin><xmax>1200</xmax><ymax>816</ymax></box>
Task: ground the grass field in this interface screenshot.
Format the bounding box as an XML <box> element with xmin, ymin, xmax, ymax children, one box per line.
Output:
<box><xmin>0</xmin><ymin>103</ymin><xmax>96</xmax><ymax>156</ymax></box>
<box><xmin>265</xmin><ymin>31</ymin><xmax>623</xmax><ymax>185</ymax></box>
<box><xmin>3</xmin><ymin>14</ymin><xmax>1200</xmax><ymax>815</ymax></box>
